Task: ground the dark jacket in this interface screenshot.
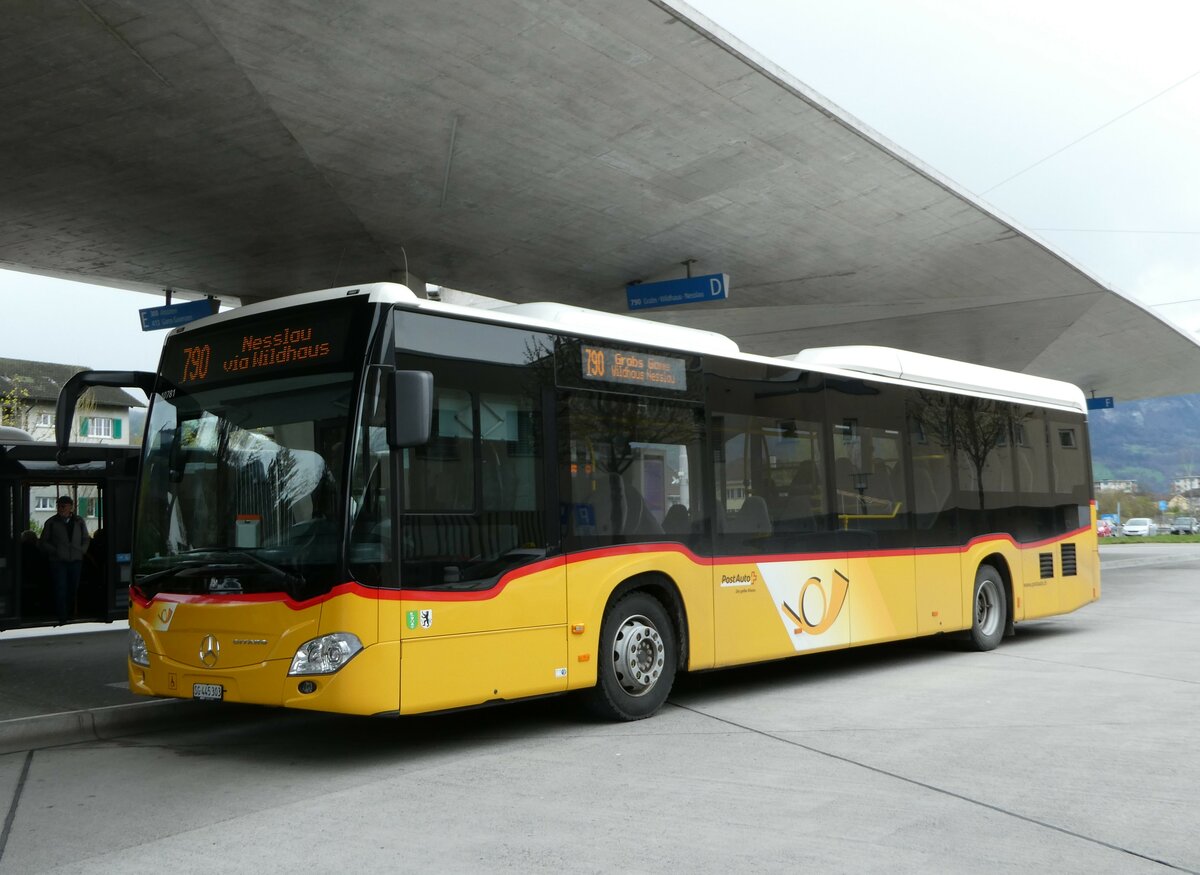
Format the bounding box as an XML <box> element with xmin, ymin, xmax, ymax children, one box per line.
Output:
<box><xmin>40</xmin><ymin>513</ymin><xmax>90</xmax><ymax>562</ymax></box>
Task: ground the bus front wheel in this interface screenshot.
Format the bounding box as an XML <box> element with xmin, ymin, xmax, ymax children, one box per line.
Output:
<box><xmin>585</xmin><ymin>592</ymin><xmax>677</xmax><ymax>721</ymax></box>
<box><xmin>969</xmin><ymin>564</ymin><xmax>1006</xmax><ymax>651</ymax></box>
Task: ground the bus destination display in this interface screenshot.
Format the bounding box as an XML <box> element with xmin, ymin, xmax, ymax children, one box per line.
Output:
<box><xmin>581</xmin><ymin>345</ymin><xmax>686</xmax><ymax>392</ymax></box>
<box><xmin>167</xmin><ymin>308</ymin><xmax>351</xmax><ymax>387</ymax></box>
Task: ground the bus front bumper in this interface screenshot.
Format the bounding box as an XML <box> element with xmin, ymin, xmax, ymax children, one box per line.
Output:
<box><xmin>129</xmin><ymin>640</ymin><xmax>401</xmax><ymax>716</ymax></box>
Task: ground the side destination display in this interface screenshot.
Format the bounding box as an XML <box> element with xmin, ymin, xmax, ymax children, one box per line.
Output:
<box><xmin>581</xmin><ymin>344</ymin><xmax>686</xmax><ymax>391</ymax></box>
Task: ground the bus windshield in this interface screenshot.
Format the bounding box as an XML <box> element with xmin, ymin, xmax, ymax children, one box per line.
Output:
<box><xmin>134</xmin><ymin>370</ymin><xmax>354</xmax><ymax>601</ymax></box>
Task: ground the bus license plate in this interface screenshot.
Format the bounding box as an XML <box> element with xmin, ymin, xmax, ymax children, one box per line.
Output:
<box><xmin>192</xmin><ymin>683</ymin><xmax>224</xmax><ymax>702</ymax></box>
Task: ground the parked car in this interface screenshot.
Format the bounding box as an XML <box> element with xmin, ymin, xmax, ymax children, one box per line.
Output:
<box><xmin>1170</xmin><ymin>517</ymin><xmax>1197</xmax><ymax>534</ymax></box>
<box><xmin>1121</xmin><ymin>517</ymin><xmax>1158</xmax><ymax>537</ymax></box>
<box><xmin>1096</xmin><ymin>519</ymin><xmax>1115</xmax><ymax>537</ymax></box>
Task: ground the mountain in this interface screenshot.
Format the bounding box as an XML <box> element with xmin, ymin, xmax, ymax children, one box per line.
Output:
<box><xmin>1088</xmin><ymin>394</ymin><xmax>1200</xmax><ymax>495</ymax></box>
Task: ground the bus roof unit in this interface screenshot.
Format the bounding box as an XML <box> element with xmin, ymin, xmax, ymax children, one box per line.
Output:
<box><xmin>790</xmin><ymin>345</ymin><xmax>1087</xmax><ymax>412</ymax></box>
<box><xmin>494</xmin><ymin>302</ymin><xmax>741</xmax><ymax>357</ymax></box>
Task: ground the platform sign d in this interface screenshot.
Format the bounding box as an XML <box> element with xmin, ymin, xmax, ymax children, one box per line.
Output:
<box><xmin>139</xmin><ymin>298</ymin><xmax>215</xmax><ymax>331</ymax></box>
<box><xmin>626</xmin><ymin>273</ymin><xmax>729</xmax><ymax>311</ymax></box>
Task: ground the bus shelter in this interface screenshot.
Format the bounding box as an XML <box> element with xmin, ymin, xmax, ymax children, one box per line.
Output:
<box><xmin>0</xmin><ymin>437</ymin><xmax>139</xmax><ymax>630</ymax></box>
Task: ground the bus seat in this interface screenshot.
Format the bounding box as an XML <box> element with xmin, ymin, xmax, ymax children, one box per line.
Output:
<box><xmin>623</xmin><ymin>485</ymin><xmax>664</xmax><ymax>536</ymax></box>
<box><xmin>781</xmin><ymin>461</ymin><xmax>818</xmax><ymax>526</ymax></box>
<box><xmin>729</xmin><ymin>494</ymin><xmax>772</xmax><ymax>536</ymax></box>
<box><xmin>662</xmin><ymin>503</ymin><xmax>690</xmax><ymax>535</ymax></box>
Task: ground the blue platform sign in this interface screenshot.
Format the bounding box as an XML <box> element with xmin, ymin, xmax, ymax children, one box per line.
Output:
<box><xmin>626</xmin><ymin>273</ymin><xmax>729</xmax><ymax>311</ymax></box>
<box><xmin>1086</xmin><ymin>396</ymin><xmax>1114</xmax><ymax>411</ymax></box>
<box><xmin>139</xmin><ymin>298</ymin><xmax>214</xmax><ymax>331</ymax></box>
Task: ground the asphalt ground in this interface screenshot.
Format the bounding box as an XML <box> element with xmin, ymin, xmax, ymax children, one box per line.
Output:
<box><xmin>0</xmin><ymin>544</ymin><xmax>1197</xmax><ymax>872</ymax></box>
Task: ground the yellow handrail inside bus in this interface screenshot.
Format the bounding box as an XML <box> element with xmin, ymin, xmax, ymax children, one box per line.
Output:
<box><xmin>838</xmin><ymin>502</ymin><xmax>904</xmax><ymax>529</ymax></box>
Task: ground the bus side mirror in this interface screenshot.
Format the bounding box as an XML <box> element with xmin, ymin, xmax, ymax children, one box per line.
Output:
<box><xmin>56</xmin><ymin>369</ymin><xmax>158</xmax><ymax>464</ymax></box>
<box><xmin>388</xmin><ymin>370</ymin><xmax>434</xmax><ymax>448</ymax></box>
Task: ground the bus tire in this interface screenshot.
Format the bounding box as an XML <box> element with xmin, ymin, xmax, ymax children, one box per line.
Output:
<box><xmin>969</xmin><ymin>564</ymin><xmax>1006</xmax><ymax>651</ymax></box>
<box><xmin>585</xmin><ymin>592</ymin><xmax>677</xmax><ymax>721</ymax></box>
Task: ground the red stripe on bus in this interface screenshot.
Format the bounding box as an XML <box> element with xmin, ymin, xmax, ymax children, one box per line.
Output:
<box><xmin>130</xmin><ymin>580</ymin><xmax>370</xmax><ymax>611</ymax></box>
<box><xmin>130</xmin><ymin>526</ymin><xmax>1091</xmax><ymax>609</ymax></box>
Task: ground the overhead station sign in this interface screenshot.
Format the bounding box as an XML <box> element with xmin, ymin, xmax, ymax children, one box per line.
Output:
<box><xmin>139</xmin><ymin>298</ymin><xmax>215</xmax><ymax>331</ymax></box>
<box><xmin>1086</xmin><ymin>396</ymin><xmax>1114</xmax><ymax>410</ymax></box>
<box><xmin>626</xmin><ymin>273</ymin><xmax>729</xmax><ymax>311</ymax></box>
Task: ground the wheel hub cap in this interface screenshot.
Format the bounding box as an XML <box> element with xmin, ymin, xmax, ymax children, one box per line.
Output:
<box><xmin>614</xmin><ymin>615</ymin><xmax>665</xmax><ymax>696</ymax></box>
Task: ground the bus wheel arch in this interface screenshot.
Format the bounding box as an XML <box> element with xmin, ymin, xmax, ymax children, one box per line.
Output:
<box><xmin>584</xmin><ymin>573</ymin><xmax>685</xmax><ymax>721</ymax></box>
<box><xmin>970</xmin><ymin>557</ymin><xmax>1010</xmax><ymax>651</ymax></box>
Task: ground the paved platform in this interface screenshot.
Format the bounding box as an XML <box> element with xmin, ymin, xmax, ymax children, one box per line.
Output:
<box><xmin>0</xmin><ymin>623</ymin><xmax>185</xmax><ymax>755</ymax></box>
<box><xmin>1</xmin><ymin>542</ymin><xmax>1197</xmax><ymax>871</ymax></box>
<box><xmin>0</xmin><ymin>543</ymin><xmax>1195</xmax><ymax>755</ymax></box>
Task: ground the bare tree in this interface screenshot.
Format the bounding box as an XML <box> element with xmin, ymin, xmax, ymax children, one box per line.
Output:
<box><xmin>912</xmin><ymin>392</ymin><xmax>1031</xmax><ymax>511</ymax></box>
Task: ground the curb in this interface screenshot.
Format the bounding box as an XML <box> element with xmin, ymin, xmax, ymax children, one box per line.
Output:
<box><xmin>0</xmin><ymin>699</ymin><xmax>197</xmax><ymax>755</ymax></box>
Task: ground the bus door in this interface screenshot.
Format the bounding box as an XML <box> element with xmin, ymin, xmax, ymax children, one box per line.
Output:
<box><xmin>907</xmin><ymin>400</ymin><xmax>963</xmax><ymax>634</ymax></box>
<box><xmin>827</xmin><ymin>379</ymin><xmax>917</xmax><ymax>647</ymax></box>
<box><xmin>709</xmin><ymin>368</ymin><xmax>850</xmax><ymax>666</ymax></box>
<box><xmin>560</xmin><ymin>386</ymin><xmax>712</xmax><ymax>668</ymax></box>
<box><xmin>393</xmin><ymin>314</ymin><xmax>565</xmax><ymax>714</ymax></box>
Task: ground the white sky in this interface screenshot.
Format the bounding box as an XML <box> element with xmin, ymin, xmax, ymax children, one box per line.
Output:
<box><xmin>0</xmin><ymin>273</ymin><xmax>169</xmax><ymax>372</ymax></box>
<box><xmin>689</xmin><ymin>0</ymin><xmax>1200</xmax><ymax>326</ymax></box>
<box><xmin>2</xmin><ymin>0</ymin><xmax>1199</xmax><ymax>373</ymax></box>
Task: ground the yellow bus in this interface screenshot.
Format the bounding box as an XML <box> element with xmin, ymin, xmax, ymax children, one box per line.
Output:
<box><xmin>57</xmin><ymin>284</ymin><xmax>1099</xmax><ymax>720</ymax></box>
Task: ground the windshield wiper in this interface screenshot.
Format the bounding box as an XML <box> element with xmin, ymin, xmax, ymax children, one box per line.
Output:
<box><xmin>134</xmin><ymin>562</ymin><xmax>200</xmax><ymax>587</ymax></box>
<box><xmin>135</xmin><ymin>547</ymin><xmax>309</xmax><ymax>592</ymax></box>
<box><xmin>181</xmin><ymin>547</ymin><xmax>307</xmax><ymax>588</ymax></box>
<box><xmin>164</xmin><ymin>547</ymin><xmax>307</xmax><ymax>590</ymax></box>
<box><xmin>224</xmin><ymin>549</ymin><xmax>306</xmax><ymax>589</ymax></box>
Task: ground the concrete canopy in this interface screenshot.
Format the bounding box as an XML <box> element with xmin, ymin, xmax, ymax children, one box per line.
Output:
<box><xmin>1</xmin><ymin>0</ymin><xmax>1194</xmax><ymax>400</ymax></box>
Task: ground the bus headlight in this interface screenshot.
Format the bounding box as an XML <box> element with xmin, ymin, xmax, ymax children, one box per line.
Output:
<box><xmin>288</xmin><ymin>632</ymin><xmax>363</xmax><ymax>675</ymax></box>
<box><xmin>129</xmin><ymin>629</ymin><xmax>150</xmax><ymax>667</ymax></box>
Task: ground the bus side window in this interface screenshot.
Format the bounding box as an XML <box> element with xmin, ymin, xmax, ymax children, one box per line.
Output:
<box><xmin>479</xmin><ymin>394</ymin><xmax>537</xmax><ymax>512</ymax></box>
<box><xmin>1047</xmin><ymin>412</ymin><xmax>1090</xmax><ymax>532</ymax></box>
<box><xmin>563</xmin><ymin>393</ymin><xmax>704</xmax><ymax>547</ymax></box>
<box><xmin>479</xmin><ymin>392</ymin><xmax>544</xmax><ymax>560</ymax></box>
<box><xmin>406</xmin><ymin>388</ymin><xmax>475</xmax><ymax>512</ymax></box>
<box><xmin>1013</xmin><ymin>408</ymin><xmax>1053</xmax><ymax>540</ymax></box>
<box><xmin>907</xmin><ymin>399</ymin><xmax>955</xmax><ymax>546</ymax></box>
<box><xmin>825</xmin><ymin>379</ymin><xmax>910</xmax><ymax>545</ymax></box>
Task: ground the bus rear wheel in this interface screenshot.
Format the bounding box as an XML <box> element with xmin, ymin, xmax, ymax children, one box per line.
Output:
<box><xmin>585</xmin><ymin>592</ymin><xmax>677</xmax><ymax>721</ymax></box>
<box><xmin>969</xmin><ymin>564</ymin><xmax>1006</xmax><ymax>651</ymax></box>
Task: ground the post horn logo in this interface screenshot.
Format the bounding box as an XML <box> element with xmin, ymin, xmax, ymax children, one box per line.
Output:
<box><xmin>199</xmin><ymin>635</ymin><xmax>220</xmax><ymax>668</ymax></box>
<box><xmin>782</xmin><ymin>570</ymin><xmax>849</xmax><ymax>636</ymax></box>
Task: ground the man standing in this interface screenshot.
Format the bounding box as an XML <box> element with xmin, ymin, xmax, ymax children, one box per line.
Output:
<box><xmin>40</xmin><ymin>495</ymin><xmax>90</xmax><ymax>625</ymax></box>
